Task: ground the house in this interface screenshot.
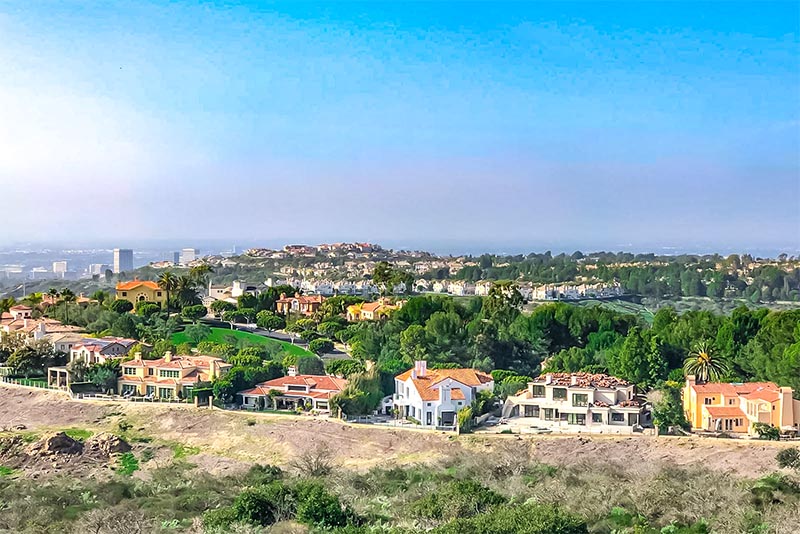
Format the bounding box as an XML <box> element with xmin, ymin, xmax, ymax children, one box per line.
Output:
<box><xmin>69</xmin><ymin>337</ymin><xmax>139</xmax><ymax>365</ymax></box>
<box><xmin>118</xmin><ymin>352</ymin><xmax>230</xmax><ymax>399</ymax></box>
<box><xmin>1</xmin><ymin>311</ymin><xmax>82</xmax><ymax>341</ymax></box>
<box><xmin>115</xmin><ymin>280</ymin><xmax>166</xmax><ymax>306</ymax></box>
<box><xmin>237</xmin><ymin>367</ymin><xmax>347</xmax><ymax>412</ymax></box>
<box><xmin>393</xmin><ymin>361</ymin><xmax>494</xmax><ymax>428</ymax></box>
<box><xmin>46</xmin><ymin>332</ymin><xmax>89</xmax><ymax>354</ymax></box>
<box><xmin>502</xmin><ymin>372</ymin><xmax>651</xmax><ymax>434</ymax></box>
<box><xmin>275</xmin><ymin>293</ymin><xmax>325</xmax><ymax>316</ymax></box>
<box><xmin>683</xmin><ymin>375</ymin><xmax>800</xmax><ymax>436</ymax></box>
<box><xmin>346</xmin><ymin>299</ymin><xmax>404</xmax><ymax>322</ymax></box>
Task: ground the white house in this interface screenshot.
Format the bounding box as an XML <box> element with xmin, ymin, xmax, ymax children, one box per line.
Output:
<box><xmin>393</xmin><ymin>361</ymin><xmax>494</xmax><ymax>428</ymax></box>
<box><xmin>70</xmin><ymin>337</ymin><xmax>139</xmax><ymax>365</ymax></box>
<box><xmin>503</xmin><ymin>372</ymin><xmax>651</xmax><ymax>434</ymax></box>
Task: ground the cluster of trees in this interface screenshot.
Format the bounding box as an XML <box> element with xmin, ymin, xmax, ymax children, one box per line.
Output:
<box><xmin>0</xmin><ymin>334</ymin><xmax>64</xmax><ymax>378</ymax></box>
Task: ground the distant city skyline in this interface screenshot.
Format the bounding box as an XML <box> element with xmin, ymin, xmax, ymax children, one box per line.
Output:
<box><xmin>1</xmin><ymin>2</ymin><xmax>798</xmax><ymax>249</ymax></box>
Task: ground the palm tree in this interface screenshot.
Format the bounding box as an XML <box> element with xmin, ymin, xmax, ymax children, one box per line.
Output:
<box><xmin>46</xmin><ymin>288</ymin><xmax>60</xmax><ymax>306</ymax></box>
<box><xmin>189</xmin><ymin>263</ymin><xmax>214</xmax><ymax>287</ymax></box>
<box><xmin>683</xmin><ymin>341</ymin><xmax>729</xmax><ymax>383</ymax></box>
<box><xmin>0</xmin><ymin>297</ymin><xmax>16</xmax><ymax>315</ymax></box>
<box><xmin>175</xmin><ymin>276</ymin><xmax>199</xmax><ymax>309</ymax></box>
<box><xmin>23</xmin><ymin>293</ymin><xmax>43</xmax><ymax>308</ymax></box>
<box><xmin>158</xmin><ymin>271</ymin><xmax>178</xmax><ymax>313</ymax></box>
<box><xmin>60</xmin><ymin>288</ymin><xmax>76</xmax><ymax>324</ymax></box>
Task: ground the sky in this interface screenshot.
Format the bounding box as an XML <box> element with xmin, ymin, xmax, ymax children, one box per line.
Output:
<box><xmin>0</xmin><ymin>1</ymin><xmax>798</xmax><ymax>254</ymax></box>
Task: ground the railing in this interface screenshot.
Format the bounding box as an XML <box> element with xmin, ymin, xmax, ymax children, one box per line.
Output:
<box><xmin>1</xmin><ymin>376</ymin><xmax>55</xmax><ymax>390</ymax></box>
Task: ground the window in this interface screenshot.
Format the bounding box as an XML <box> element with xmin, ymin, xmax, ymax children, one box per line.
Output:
<box><xmin>426</xmin><ymin>412</ymin><xmax>432</xmax><ymax>425</ymax></box>
<box><xmin>158</xmin><ymin>387</ymin><xmax>173</xmax><ymax>399</ymax></box>
<box><xmin>543</xmin><ymin>408</ymin><xmax>559</xmax><ymax>421</ymax></box>
<box><xmin>572</xmin><ymin>393</ymin><xmax>588</xmax><ymax>407</ymax></box>
<box><xmin>122</xmin><ymin>292</ymin><xmax>127</xmax><ymax>297</ymax></box>
<box><xmin>704</xmin><ymin>397</ymin><xmax>713</xmax><ymax>405</ymax></box>
<box><xmin>728</xmin><ymin>398</ymin><xmax>736</xmax><ymax>405</ymax></box>
<box><xmin>157</xmin><ymin>292</ymin><xmax>162</xmax><ymax>297</ymax></box>
<box><xmin>122</xmin><ymin>384</ymin><xmax>137</xmax><ymax>395</ymax></box>
<box><xmin>287</xmin><ymin>385</ymin><xmax>307</xmax><ymax>392</ymax></box>
<box><xmin>567</xmin><ymin>413</ymin><xmax>586</xmax><ymax>425</ymax></box>
<box><xmin>628</xmin><ymin>413</ymin><xmax>639</xmax><ymax>426</ymax></box>
<box><xmin>592</xmin><ymin>413</ymin><xmax>603</xmax><ymax>423</ymax></box>
<box><xmin>427</xmin><ymin>402</ymin><xmax>431</xmax><ymax>407</ymax></box>
<box><xmin>524</xmin><ymin>405</ymin><xmax>539</xmax><ymax>418</ymax></box>
<box><xmin>147</xmin><ymin>368</ymin><xmax>154</xmax><ymax>376</ymax></box>
<box><xmin>611</xmin><ymin>413</ymin><xmax>625</xmax><ymax>422</ymax></box>
<box><xmin>559</xmin><ymin>412</ymin><xmax>568</xmax><ymax>421</ymax></box>
<box><xmin>123</xmin><ymin>367</ymin><xmax>136</xmax><ymax>375</ymax></box>
<box><xmin>532</xmin><ymin>385</ymin><xmax>545</xmax><ymax>397</ymax></box>
<box><xmin>553</xmin><ymin>388</ymin><xmax>567</xmax><ymax>400</ymax></box>
<box><xmin>146</xmin><ymin>386</ymin><xmax>156</xmax><ymax>396</ymax></box>
<box><xmin>159</xmin><ymin>370</ymin><xmax>180</xmax><ymax>378</ymax></box>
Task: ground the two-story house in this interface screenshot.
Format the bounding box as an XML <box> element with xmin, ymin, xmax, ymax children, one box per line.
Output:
<box><xmin>118</xmin><ymin>352</ymin><xmax>230</xmax><ymax>399</ymax></box>
<box><xmin>275</xmin><ymin>293</ymin><xmax>325</xmax><ymax>316</ymax></box>
<box><xmin>393</xmin><ymin>361</ymin><xmax>494</xmax><ymax>428</ymax></box>
<box><xmin>69</xmin><ymin>337</ymin><xmax>139</xmax><ymax>365</ymax></box>
<box><xmin>683</xmin><ymin>375</ymin><xmax>800</xmax><ymax>435</ymax></box>
<box><xmin>503</xmin><ymin>372</ymin><xmax>651</xmax><ymax>434</ymax></box>
<box><xmin>237</xmin><ymin>367</ymin><xmax>347</xmax><ymax>412</ymax></box>
<box><xmin>115</xmin><ymin>280</ymin><xmax>166</xmax><ymax>306</ymax></box>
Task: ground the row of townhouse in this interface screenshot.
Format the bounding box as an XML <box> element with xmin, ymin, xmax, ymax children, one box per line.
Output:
<box><xmin>119</xmin><ymin>352</ymin><xmax>230</xmax><ymax>399</ymax></box>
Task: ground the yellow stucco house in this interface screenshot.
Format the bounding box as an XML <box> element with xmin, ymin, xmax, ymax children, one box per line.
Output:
<box><xmin>346</xmin><ymin>299</ymin><xmax>404</xmax><ymax>322</ymax></box>
<box><xmin>683</xmin><ymin>375</ymin><xmax>800</xmax><ymax>435</ymax></box>
<box><xmin>115</xmin><ymin>280</ymin><xmax>167</xmax><ymax>306</ymax></box>
<box><xmin>118</xmin><ymin>352</ymin><xmax>230</xmax><ymax>399</ymax></box>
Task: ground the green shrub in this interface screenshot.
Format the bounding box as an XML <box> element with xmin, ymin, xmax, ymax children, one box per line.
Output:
<box><xmin>231</xmin><ymin>481</ymin><xmax>296</xmax><ymax>526</ymax></box>
<box><xmin>117</xmin><ymin>452</ymin><xmax>139</xmax><ymax>476</ymax></box>
<box><xmin>776</xmin><ymin>447</ymin><xmax>800</xmax><ymax>470</ymax></box>
<box><xmin>295</xmin><ymin>481</ymin><xmax>356</xmax><ymax>528</ymax></box>
<box><xmin>411</xmin><ymin>479</ymin><xmax>506</xmax><ymax>521</ymax></box>
<box><xmin>433</xmin><ymin>503</ymin><xmax>587</xmax><ymax>534</ymax></box>
<box><xmin>63</xmin><ymin>428</ymin><xmax>93</xmax><ymax>442</ymax></box>
<box><xmin>753</xmin><ymin>423</ymin><xmax>780</xmax><ymax>441</ymax></box>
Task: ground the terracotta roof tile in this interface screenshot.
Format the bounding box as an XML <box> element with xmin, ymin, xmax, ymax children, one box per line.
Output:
<box><xmin>116</xmin><ymin>280</ymin><xmax>160</xmax><ymax>291</ymax></box>
<box><xmin>705</xmin><ymin>406</ymin><xmax>747</xmax><ymax>418</ymax></box>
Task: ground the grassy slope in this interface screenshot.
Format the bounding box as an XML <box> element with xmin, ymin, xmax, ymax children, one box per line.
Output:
<box><xmin>171</xmin><ymin>327</ymin><xmax>311</xmax><ymax>357</ymax></box>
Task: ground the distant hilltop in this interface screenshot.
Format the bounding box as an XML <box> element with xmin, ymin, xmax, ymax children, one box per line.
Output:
<box><xmin>246</xmin><ymin>242</ymin><xmax>384</xmax><ymax>257</ymax></box>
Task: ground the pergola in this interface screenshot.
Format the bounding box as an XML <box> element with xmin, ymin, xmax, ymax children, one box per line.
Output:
<box><xmin>47</xmin><ymin>367</ymin><xmax>70</xmax><ymax>389</ymax></box>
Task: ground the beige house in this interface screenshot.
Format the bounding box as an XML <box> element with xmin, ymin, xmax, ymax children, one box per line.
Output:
<box><xmin>503</xmin><ymin>372</ymin><xmax>651</xmax><ymax>434</ymax></box>
<box><xmin>69</xmin><ymin>337</ymin><xmax>139</xmax><ymax>365</ymax></box>
<box><xmin>238</xmin><ymin>367</ymin><xmax>347</xmax><ymax>412</ymax></box>
<box><xmin>115</xmin><ymin>280</ymin><xmax>166</xmax><ymax>306</ymax></box>
<box><xmin>683</xmin><ymin>375</ymin><xmax>800</xmax><ymax>435</ymax></box>
<box><xmin>118</xmin><ymin>352</ymin><xmax>230</xmax><ymax>399</ymax></box>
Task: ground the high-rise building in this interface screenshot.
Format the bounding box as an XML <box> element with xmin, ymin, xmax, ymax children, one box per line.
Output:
<box><xmin>88</xmin><ymin>263</ymin><xmax>110</xmax><ymax>276</ymax></box>
<box><xmin>173</xmin><ymin>251</ymin><xmax>180</xmax><ymax>265</ymax></box>
<box><xmin>113</xmin><ymin>249</ymin><xmax>134</xmax><ymax>273</ymax></box>
<box><xmin>180</xmin><ymin>248</ymin><xmax>199</xmax><ymax>265</ymax></box>
<box><xmin>52</xmin><ymin>261</ymin><xmax>68</xmax><ymax>274</ymax></box>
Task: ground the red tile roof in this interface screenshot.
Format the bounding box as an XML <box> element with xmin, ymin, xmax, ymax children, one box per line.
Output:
<box><xmin>705</xmin><ymin>406</ymin><xmax>747</xmax><ymax>418</ymax></box>
<box><xmin>116</xmin><ymin>280</ymin><xmax>160</xmax><ymax>291</ymax></box>
<box><xmin>396</xmin><ymin>368</ymin><xmax>491</xmax><ymax>401</ymax></box>
<box><xmin>691</xmin><ymin>381</ymin><xmax>779</xmax><ymax>396</ymax></box>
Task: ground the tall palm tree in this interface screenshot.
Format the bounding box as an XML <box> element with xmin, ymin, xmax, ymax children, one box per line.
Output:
<box><xmin>175</xmin><ymin>276</ymin><xmax>199</xmax><ymax>309</ymax></box>
<box><xmin>683</xmin><ymin>341</ymin><xmax>729</xmax><ymax>383</ymax></box>
<box><xmin>60</xmin><ymin>288</ymin><xmax>76</xmax><ymax>324</ymax></box>
<box><xmin>158</xmin><ymin>271</ymin><xmax>178</xmax><ymax>313</ymax></box>
<box><xmin>189</xmin><ymin>263</ymin><xmax>214</xmax><ymax>288</ymax></box>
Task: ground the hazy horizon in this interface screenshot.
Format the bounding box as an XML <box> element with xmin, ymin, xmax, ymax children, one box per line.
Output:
<box><xmin>1</xmin><ymin>2</ymin><xmax>798</xmax><ymax>249</ymax></box>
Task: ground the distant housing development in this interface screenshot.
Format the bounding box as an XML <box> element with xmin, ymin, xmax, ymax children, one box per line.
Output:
<box><xmin>683</xmin><ymin>376</ymin><xmax>800</xmax><ymax>436</ymax></box>
<box><xmin>503</xmin><ymin>372</ymin><xmax>651</xmax><ymax>434</ymax></box>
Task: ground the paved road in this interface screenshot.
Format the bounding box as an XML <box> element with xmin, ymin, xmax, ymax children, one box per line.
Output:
<box><xmin>236</xmin><ymin>325</ymin><xmax>350</xmax><ymax>360</ymax></box>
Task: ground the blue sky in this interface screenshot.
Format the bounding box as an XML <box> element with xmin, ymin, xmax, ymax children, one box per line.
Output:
<box><xmin>1</xmin><ymin>1</ymin><xmax>798</xmax><ymax>253</ymax></box>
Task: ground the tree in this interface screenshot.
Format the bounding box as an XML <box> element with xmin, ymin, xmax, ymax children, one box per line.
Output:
<box><xmin>257</xmin><ymin>310</ymin><xmax>285</xmax><ymax>331</ymax></box>
<box><xmin>60</xmin><ymin>288</ymin><xmax>76</xmax><ymax>324</ymax></box>
<box><xmin>181</xmin><ymin>304</ymin><xmax>207</xmax><ymax>323</ymax></box>
<box><xmin>189</xmin><ymin>263</ymin><xmax>214</xmax><ymax>287</ymax></box>
<box><xmin>111</xmin><ymin>314</ymin><xmax>138</xmax><ymax>339</ymax></box>
<box><xmin>175</xmin><ymin>275</ymin><xmax>200</xmax><ymax>309</ymax></box>
<box><xmin>308</xmin><ymin>338</ymin><xmax>333</xmax><ymax>355</ymax></box>
<box><xmin>157</xmin><ymin>271</ymin><xmax>178</xmax><ymax>313</ymax></box>
<box><xmin>324</xmin><ymin>359</ymin><xmax>365</xmax><ymax>377</ymax></box>
<box><xmin>683</xmin><ymin>341</ymin><xmax>729</xmax><ymax>383</ymax></box>
<box><xmin>650</xmin><ymin>380</ymin><xmax>689</xmax><ymax>432</ymax></box>
<box><xmin>109</xmin><ymin>299</ymin><xmax>134</xmax><ymax>314</ymax></box>
<box><xmin>86</xmin><ymin>362</ymin><xmax>120</xmax><ymax>393</ymax></box>
<box><xmin>296</xmin><ymin>354</ymin><xmax>325</xmax><ymax>375</ymax></box>
<box><xmin>0</xmin><ymin>297</ymin><xmax>16</xmax><ymax>315</ymax></box>
<box><xmin>135</xmin><ymin>301</ymin><xmax>160</xmax><ymax>318</ymax></box>
<box><xmin>433</xmin><ymin>502</ymin><xmax>588</xmax><ymax>534</ymax></box>
<box><xmin>183</xmin><ymin>323</ymin><xmax>211</xmax><ymax>344</ymax></box>
<box><xmin>210</xmin><ymin>300</ymin><xmax>236</xmax><ymax>317</ymax></box>
<box><xmin>90</xmin><ymin>290</ymin><xmax>109</xmax><ymax>304</ymax></box>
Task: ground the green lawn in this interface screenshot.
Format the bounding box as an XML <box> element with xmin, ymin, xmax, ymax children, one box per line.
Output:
<box><xmin>171</xmin><ymin>327</ymin><xmax>311</xmax><ymax>357</ymax></box>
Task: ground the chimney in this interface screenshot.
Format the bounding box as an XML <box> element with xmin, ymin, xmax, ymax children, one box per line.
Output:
<box><xmin>545</xmin><ymin>373</ymin><xmax>553</xmax><ymax>385</ymax></box>
<box><xmin>779</xmin><ymin>387</ymin><xmax>793</xmax><ymax>427</ymax></box>
<box><xmin>23</xmin><ymin>318</ymin><xmax>28</xmax><ymax>329</ymax></box>
<box><xmin>209</xmin><ymin>360</ymin><xmax>217</xmax><ymax>380</ymax></box>
<box><xmin>164</xmin><ymin>351</ymin><xmax>172</xmax><ymax>362</ymax></box>
<box><xmin>570</xmin><ymin>375</ymin><xmax>578</xmax><ymax>386</ymax></box>
<box><xmin>287</xmin><ymin>366</ymin><xmax>297</xmax><ymax>377</ymax></box>
<box><xmin>411</xmin><ymin>369</ymin><xmax>417</xmax><ymax>380</ymax></box>
<box><xmin>419</xmin><ymin>360</ymin><xmax>427</xmax><ymax>378</ymax></box>
<box><xmin>439</xmin><ymin>381</ymin><xmax>451</xmax><ymax>403</ymax></box>
<box><xmin>686</xmin><ymin>375</ymin><xmax>696</xmax><ymax>389</ymax></box>
<box><xmin>134</xmin><ymin>351</ymin><xmax>142</xmax><ymax>361</ymax></box>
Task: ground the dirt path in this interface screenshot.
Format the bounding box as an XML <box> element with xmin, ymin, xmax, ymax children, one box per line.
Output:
<box><xmin>0</xmin><ymin>385</ymin><xmax>788</xmax><ymax>477</ymax></box>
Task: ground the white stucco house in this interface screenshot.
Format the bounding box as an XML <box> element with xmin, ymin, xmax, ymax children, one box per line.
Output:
<box><xmin>393</xmin><ymin>361</ymin><xmax>494</xmax><ymax>428</ymax></box>
<box><xmin>502</xmin><ymin>372</ymin><xmax>651</xmax><ymax>434</ymax></box>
